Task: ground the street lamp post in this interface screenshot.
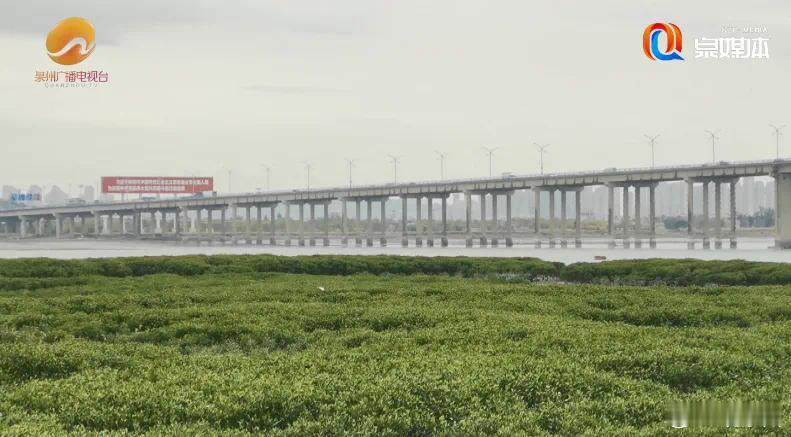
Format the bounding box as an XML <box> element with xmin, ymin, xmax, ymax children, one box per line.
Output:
<box><xmin>644</xmin><ymin>134</ymin><xmax>660</xmax><ymax>167</ymax></box>
<box><xmin>534</xmin><ymin>143</ymin><xmax>549</xmax><ymax>175</ymax></box>
<box><xmin>770</xmin><ymin>124</ymin><xmax>786</xmax><ymax>159</ymax></box>
<box><xmin>705</xmin><ymin>129</ymin><xmax>720</xmax><ymax>163</ymax></box>
<box><xmin>482</xmin><ymin>147</ymin><xmax>499</xmax><ymax>177</ymax></box>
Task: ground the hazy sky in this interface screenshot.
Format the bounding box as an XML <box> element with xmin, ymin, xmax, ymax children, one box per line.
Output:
<box><xmin>1</xmin><ymin>0</ymin><xmax>789</xmax><ymax>193</ymax></box>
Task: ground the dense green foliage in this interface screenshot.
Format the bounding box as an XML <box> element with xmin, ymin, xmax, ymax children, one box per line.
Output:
<box><xmin>0</xmin><ymin>255</ymin><xmax>562</xmax><ymax>281</ymax></box>
<box><xmin>1</xmin><ymin>257</ymin><xmax>791</xmax><ymax>435</ymax></box>
<box><xmin>561</xmin><ymin>258</ymin><xmax>791</xmax><ymax>286</ymax></box>
<box><xmin>3</xmin><ymin>255</ymin><xmax>791</xmax><ymax>287</ymax></box>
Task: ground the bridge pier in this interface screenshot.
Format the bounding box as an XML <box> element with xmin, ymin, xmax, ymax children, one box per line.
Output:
<box><xmin>355</xmin><ymin>200</ymin><xmax>362</xmax><ymax>247</ymax></box>
<box><xmin>773</xmin><ymin>171</ymin><xmax>791</xmax><ymax>248</ymax></box>
<box><xmin>686</xmin><ymin>179</ymin><xmax>695</xmax><ymax>249</ymax></box>
<box><xmin>714</xmin><ymin>182</ymin><xmax>723</xmax><ymax>249</ymax></box>
<box><xmin>702</xmin><ymin>181</ymin><xmax>710</xmax><ymax>249</ymax></box>
<box><xmin>534</xmin><ymin>188</ymin><xmax>542</xmax><ymax>248</ymax></box>
<box><xmin>269</xmin><ymin>205</ymin><xmax>277</xmax><ymax>245</ymax></box>
<box><xmin>309</xmin><ymin>203</ymin><xmax>316</xmax><ymax>247</ymax></box>
<box><xmin>284</xmin><ymin>204</ymin><xmax>292</xmax><ymax>246</ymax></box>
<box><xmin>649</xmin><ymin>184</ymin><xmax>657</xmax><ymax>248</ymax></box>
<box><xmin>323</xmin><ymin>202</ymin><xmax>331</xmax><ymax>246</ymax></box>
<box><xmin>607</xmin><ymin>184</ymin><xmax>615</xmax><ymax>248</ymax></box>
<box><xmin>549</xmin><ymin>190</ymin><xmax>557</xmax><ymax>248</ymax></box>
<box><xmin>479</xmin><ymin>193</ymin><xmax>487</xmax><ymax>247</ymax></box>
<box><xmin>491</xmin><ymin>193</ymin><xmax>498</xmax><ymax>247</ymax></box>
<box><xmin>559</xmin><ymin>191</ymin><xmax>567</xmax><ymax>248</ymax></box>
<box><xmin>341</xmin><ymin>200</ymin><xmax>349</xmax><ymax>246</ymax></box>
<box><xmin>729</xmin><ymin>181</ymin><xmax>737</xmax><ymax>248</ymax></box>
<box><xmin>298</xmin><ymin>203</ymin><xmax>305</xmax><ymax>246</ymax></box>
<box><xmin>465</xmin><ymin>192</ymin><xmax>473</xmax><ymax>247</ymax></box>
<box><xmin>416</xmin><ymin>197</ymin><xmax>423</xmax><ymax>247</ymax></box>
<box><xmin>622</xmin><ymin>186</ymin><xmax>630</xmax><ymax>248</ymax></box>
<box><xmin>441</xmin><ymin>195</ymin><xmax>449</xmax><ymax>247</ymax></box>
<box><xmin>365</xmin><ymin>199</ymin><xmax>373</xmax><ymax>247</ymax></box>
<box><xmin>401</xmin><ymin>197</ymin><xmax>409</xmax><ymax>247</ymax></box>
<box><xmin>427</xmin><ymin>197</ymin><xmax>434</xmax><ymax>247</ymax></box>
<box><xmin>379</xmin><ymin>199</ymin><xmax>387</xmax><ymax>247</ymax></box>
<box><xmin>634</xmin><ymin>187</ymin><xmax>642</xmax><ymax>248</ymax></box>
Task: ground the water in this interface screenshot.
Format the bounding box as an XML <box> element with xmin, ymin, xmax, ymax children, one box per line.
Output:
<box><xmin>0</xmin><ymin>238</ymin><xmax>789</xmax><ymax>263</ymax></box>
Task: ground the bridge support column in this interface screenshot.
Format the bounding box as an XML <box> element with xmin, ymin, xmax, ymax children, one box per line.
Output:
<box><xmin>549</xmin><ymin>190</ymin><xmax>557</xmax><ymax>248</ymax></box>
<box><xmin>634</xmin><ymin>187</ymin><xmax>642</xmax><ymax>248</ymax></box>
<box><xmin>427</xmin><ymin>197</ymin><xmax>434</xmax><ymax>247</ymax></box>
<box><xmin>366</xmin><ymin>199</ymin><xmax>374</xmax><ymax>247</ymax></box>
<box><xmin>687</xmin><ymin>179</ymin><xmax>695</xmax><ymax>249</ymax></box>
<box><xmin>93</xmin><ymin>213</ymin><xmax>100</xmax><ymax>235</ymax></box>
<box><xmin>174</xmin><ymin>209</ymin><xmax>181</xmax><ymax>238</ymax></box>
<box><xmin>133</xmin><ymin>212</ymin><xmax>141</xmax><ymax>238</ymax></box>
<box><xmin>649</xmin><ymin>184</ymin><xmax>656</xmax><ymax>248</ymax></box>
<box><xmin>355</xmin><ymin>200</ymin><xmax>362</xmax><ymax>247</ymax></box>
<box><xmin>148</xmin><ymin>211</ymin><xmax>155</xmax><ymax>235</ymax></box>
<box><xmin>465</xmin><ymin>192</ymin><xmax>472</xmax><ymax>247</ymax></box>
<box><xmin>416</xmin><ymin>197</ymin><xmax>423</xmax><ymax>247</ymax></box>
<box><xmin>622</xmin><ymin>186</ymin><xmax>630</xmax><ymax>248</ymax></box>
<box><xmin>269</xmin><ymin>205</ymin><xmax>277</xmax><ymax>245</ymax></box>
<box><xmin>401</xmin><ymin>197</ymin><xmax>408</xmax><ymax>247</ymax></box>
<box><xmin>714</xmin><ymin>182</ymin><xmax>722</xmax><ymax>249</ymax></box>
<box><xmin>607</xmin><ymin>184</ymin><xmax>615</xmax><ymax>248</ymax></box>
<box><xmin>533</xmin><ymin>188</ymin><xmax>542</xmax><ymax>248</ymax></box>
<box><xmin>341</xmin><ymin>200</ymin><xmax>348</xmax><ymax>246</ymax></box>
<box><xmin>574</xmin><ymin>189</ymin><xmax>582</xmax><ymax>248</ymax></box>
<box><xmin>323</xmin><ymin>202</ymin><xmax>330</xmax><ymax>246</ymax></box>
<box><xmin>55</xmin><ymin>214</ymin><xmax>62</xmax><ymax>239</ymax></box>
<box><xmin>156</xmin><ymin>211</ymin><xmax>163</xmax><ymax>234</ymax></box>
<box><xmin>309</xmin><ymin>203</ymin><xmax>316</xmax><ymax>247</ymax></box>
<box><xmin>220</xmin><ymin>209</ymin><xmax>227</xmax><ymax>244</ymax></box>
<box><xmin>103</xmin><ymin>215</ymin><xmax>111</xmax><ymax>235</ymax></box>
<box><xmin>192</xmin><ymin>210</ymin><xmax>199</xmax><ymax>233</ymax></box>
<box><xmin>506</xmin><ymin>192</ymin><xmax>513</xmax><ymax>247</ymax></box>
<box><xmin>491</xmin><ymin>193</ymin><xmax>499</xmax><ymax>247</ymax></box>
<box><xmin>244</xmin><ymin>206</ymin><xmax>252</xmax><ymax>245</ymax></box>
<box><xmin>284</xmin><ymin>204</ymin><xmax>292</xmax><ymax>246</ymax></box>
<box><xmin>183</xmin><ymin>209</ymin><xmax>190</xmax><ymax>237</ymax></box>
<box><xmin>255</xmin><ymin>206</ymin><xmax>262</xmax><ymax>244</ymax></box>
<box><xmin>207</xmin><ymin>209</ymin><xmax>214</xmax><ymax>236</ymax></box>
<box><xmin>702</xmin><ymin>181</ymin><xmax>710</xmax><ymax>249</ymax></box>
<box><xmin>479</xmin><ymin>193</ymin><xmax>487</xmax><ymax>247</ymax></box>
<box><xmin>441</xmin><ymin>196</ymin><xmax>449</xmax><ymax>247</ymax></box>
<box><xmin>18</xmin><ymin>217</ymin><xmax>27</xmax><ymax>238</ymax></box>
<box><xmin>379</xmin><ymin>199</ymin><xmax>387</xmax><ymax>247</ymax></box>
<box><xmin>729</xmin><ymin>181</ymin><xmax>737</xmax><ymax>248</ymax></box>
<box><xmin>773</xmin><ymin>172</ymin><xmax>791</xmax><ymax>248</ymax></box>
<box><xmin>559</xmin><ymin>191</ymin><xmax>567</xmax><ymax>248</ymax></box>
<box><xmin>298</xmin><ymin>203</ymin><xmax>305</xmax><ymax>246</ymax></box>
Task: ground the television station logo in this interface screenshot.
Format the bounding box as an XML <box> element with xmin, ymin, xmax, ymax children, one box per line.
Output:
<box><xmin>35</xmin><ymin>17</ymin><xmax>110</xmax><ymax>87</ymax></box>
<box><xmin>643</xmin><ymin>22</ymin><xmax>770</xmax><ymax>62</ymax></box>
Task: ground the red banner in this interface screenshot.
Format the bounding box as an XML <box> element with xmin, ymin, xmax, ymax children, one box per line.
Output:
<box><xmin>101</xmin><ymin>176</ymin><xmax>214</xmax><ymax>194</ymax></box>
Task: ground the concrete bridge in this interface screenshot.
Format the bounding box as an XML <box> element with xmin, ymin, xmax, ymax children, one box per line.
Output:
<box><xmin>3</xmin><ymin>158</ymin><xmax>791</xmax><ymax>248</ymax></box>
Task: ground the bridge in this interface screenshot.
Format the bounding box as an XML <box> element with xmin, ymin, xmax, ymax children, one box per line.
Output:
<box><xmin>3</xmin><ymin>158</ymin><xmax>791</xmax><ymax>249</ymax></box>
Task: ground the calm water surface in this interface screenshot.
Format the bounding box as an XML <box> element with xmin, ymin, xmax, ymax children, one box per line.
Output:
<box><xmin>0</xmin><ymin>238</ymin><xmax>789</xmax><ymax>263</ymax></box>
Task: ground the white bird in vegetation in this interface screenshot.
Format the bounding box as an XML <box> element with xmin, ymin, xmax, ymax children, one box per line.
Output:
<box><xmin>317</xmin><ymin>286</ymin><xmax>325</xmax><ymax>291</ymax></box>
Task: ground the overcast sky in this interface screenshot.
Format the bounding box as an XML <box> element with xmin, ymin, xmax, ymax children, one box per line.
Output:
<box><xmin>1</xmin><ymin>0</ymin><xmax>789</xmax><ymax>193</ymax></box>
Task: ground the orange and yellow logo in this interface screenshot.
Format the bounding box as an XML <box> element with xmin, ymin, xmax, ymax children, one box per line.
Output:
<box><xmin>46</xmin><ymin>17</ymin><xmax>95</xmax><ymax>65</ymax></box>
